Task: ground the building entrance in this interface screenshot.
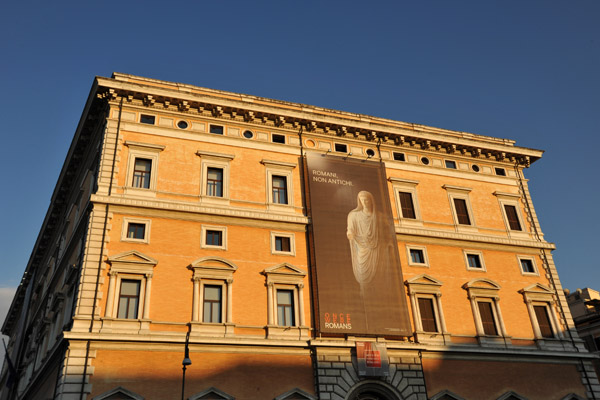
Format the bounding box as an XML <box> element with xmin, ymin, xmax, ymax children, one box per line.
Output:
<box><xmin>346</xmin><ymin>382</ymin><xmax>402</xmax><ymax>400</ymax></box>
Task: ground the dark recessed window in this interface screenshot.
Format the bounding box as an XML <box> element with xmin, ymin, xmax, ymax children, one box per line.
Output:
<box><xmin>132</xmin><ymin>158</ymin><xmax>152</xmax><ymax>189</ymax></box>
<box><xmin>203</xmin><ymin>285</ymin><xmax>222</xmax><ymax>323</ymax></box>
<box><xmin>127</xmin><ymin>223</ymin><xmax>146</xmax><ymax>240</ymax></box>
<box><xmin>277</xmin><ymin>289</ymin><xmax>295</xmax><ymax>327</ymax></box>
<box><xmin>272</xmin><ymin>134</ymin><xmax>286</xmax><ymax>144</ymax></box>
<box><xmin>534</xmin><ymin>305</ymin><xmax>554</xmax><ymax>338</ymax></box>
<box><xmin>495</xmin><ymin>167</ymin><xmax>506</xmax><ymax>176</ymax></box>
<box><xmin>210</xmin><ymin>125</ymin><xmax>224</xmax><ymax>135</ymax></box>
<box><xmin>205</xmin><ymin>230</ymin><xmax>223</xmax><ymax>246</ymax></box>
<box><xmin>398</xmin><ymin>192</ymin><xmax>416</xmax><ymax>219</ymax></box>
<box><xmin>275</xmin><ymin>236</ymin><xmax>291</xmax><ymax>252</ymax></box>
<box><xmin>445</xmin><ymin>160</ymin><xmax>457</xmax><ymax>169</ymax></box>
<box><xmin>421</xmin><ymin>157</ymin><xmax>430</xmax><ymax>165</ymax></box>
<box><xmin>410</xmin><ymin>249</ymin><xmax>425</xmax><ymax>264</ymax></box>
<box><xmin>334</xmin><ymin>143</ymin><xmax>348</xmax><ymax>153</ymax></box>
<box><xmin>472</xmin><ymin>165</ymin><xmax>480</xmax><ymax>172</ymax></box>
<box><xmin>243</xmin><ymin>130</ymin><xmax>254</xmax><ymax>139</ymax></box>
<box><xmin>206</xmin><ymin>168</ymin><xmax>224</xmax><ymax>197</ymax></box>
<box><xmin>418</xmin><ymin>297</ymin><xmax>438</xmax><ymax>332</ymax></box>
<box><xmin>177</xmin><ymin>120</ymin><xmax>189</xmax><ymax>129</ymax></box>
<box><xmin>478</xmin><ymin>301</ymin><xmax>499</xmax><ymax>336</ymax></box>
<box><xmin>393</xmin><ymin>152</ymin><xmax>406</xmax><ymax>162</ymax></box>
<box><xmin>504</xmin><ymin>205</ymin><xmax>522</xmax><ymax>231</ymax></box>
<box><xmin>140</xmin><ymin>115</ymin><xmax>156</xmax><ymax>125</ymax></box>
<box><xmin>466</xmin><ymin>254</ymin><xmax>483</xmax><ymax>269</ymax></box>
<box><xmin>453</xmin><ymin>198</ymin><xmax>472</xmax><ymax>225</ymax></box>
<box><xmin>520</xmin><ymin>259</ymin><xmax>535</xmax><ymax>274</ymax></box>
<box><xmin>366</xmin><ymin>149</ymin><xmax>375</xmax><ymax>157</ymax></box>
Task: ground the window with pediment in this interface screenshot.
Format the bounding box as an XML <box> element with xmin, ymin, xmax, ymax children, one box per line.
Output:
<box><xmin>462</xmin><ymin>278</ymin><xmax>510</xmax><ymax>345</ymax></box>
<box><xmin>405</xmin><ymin>274</ymin><xmax>450</xmax><ymax>344</ymax></box>
<box><xmin>189</xmin><ymin>387</ymin><xmax>235</xmax><ymax>400</ymax></box>
<box><xmin>92</xmin><ymin>386</ymin><xmax>144</xmax><ymax>400</ymax></box>
<box><xmin>189</xmin><ymin>257</ymin><xmax>237</xmax><ymax>336</ymax></box>
<box><xmin>519</xmin><ymin>283</ymin><xmax>563</xmax><ymax>343</ymax></box>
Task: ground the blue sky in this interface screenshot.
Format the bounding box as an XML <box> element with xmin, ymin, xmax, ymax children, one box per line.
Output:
<box><xmin>0</xmin><ymin>0</ymin><xmax>598</xmax><ymax>313</ymax></box>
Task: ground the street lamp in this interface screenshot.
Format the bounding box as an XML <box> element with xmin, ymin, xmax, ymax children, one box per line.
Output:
<box><xmin>181</xmin><ymin>324</ymin><xmax>192</xmax><ymax>400</ymax></box>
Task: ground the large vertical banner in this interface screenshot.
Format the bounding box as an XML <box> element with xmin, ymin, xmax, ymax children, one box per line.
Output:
<box><xmin>306</xmin><ymin>152</ymin><xmax>411</xmax><ymax>336</ymax></box>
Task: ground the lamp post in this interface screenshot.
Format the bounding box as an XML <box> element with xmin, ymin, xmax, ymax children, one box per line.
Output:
<box><xmin>181</xmin><ymin>324</ymin><xmax>192</xmax><ymax>400</ymax></box>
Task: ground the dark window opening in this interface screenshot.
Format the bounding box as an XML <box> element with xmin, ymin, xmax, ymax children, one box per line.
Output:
<box><xmin>272</xmin><ymin>134</ymin><xmax>286</xmax><ymax>144</ymax></box>
<box><xmin>399</xmin><ymin>192</ymin><xmax>416</xmax><ymax>219</ymax></box>
<box><xmin>453</xmin><ymin>198</ymin><xmax>471</xmax><ymax>225</ymax></box>
<box><xmin>472</xmin><ymin>165</ymin><xmax>480</xmax><ymax>172</ymax></box>
<box><xmin>495</xmin><ymin>167</ymin><xmax>506</xmax><ymax>176</ymax></box>
<box><xmin>203</xmin><ymin>285</ymin><xmax>222</xmax><ymax>323</ymax></box>
<box><xmin>410</xmin><ymin>249</ymin><xmax>425</xmax><ymax>264</ymax></box>
<box><xmin>393</xmin><ymin>152</ymin><xmax>406</xmax><ymax>161</ymax></box>
<box><xmin>275</xmin><ymin>236</ymin><xmax>291</xmax><ymax>252</ymax></box>
<box><xmin>467</xmin><ymin>254</ymin><xmax>482</xmax><ymax>269</ymax></box>
<box><xmin>206</xmin><ymin>230</ymin><xmax>223</xmax><ymax>246</ymax></box>
<box><xmin>504</xmin><ymin>204</ymin><xmax>522</xmax><ymax>231</ymax></box>
<box><xmin>478</xmin><ymin>301</ymin><xmax>499</xmax><ymax>336</ymax></box>
<box><xmin>243</xmin><ymin>130</ymin><xmax>254</xmax><ymax>139</ymax></box>
<box><xmin>418</xmin><ymin>297</ymin><xmax>438</xmax><ymax>332</ymax></box>
<box><xmin>366</xmin><ymin>149</ymin><xmax>375</xmax><ymax>157</ymax></box>
<box><xmin>210</xmin><ymin>125</ymin><xmax>224</xmax><ymax>135</ymax></box>
<box><xmin>127</xmin><ymin>223</ymin><xmax>146</xmax><ymax>240</ymax></box>
<box><xmin>421</xmin><ymin>157</ymin><xmax>430</xmax><ymax>165</ymax></box>
<box><xmin>445</xmin><ymin>160</ymin><xmax>457</xmax><ymax>169</ymax></box>
<box><xmin>520</xmin><ymin>259</ymin><xmax>535</xmax><ymax>273</ymax></box>
<box><xmin>534</xmin><ymin>305</ymin><xmax>554</xmax><ymax>338</ymax></box>
<box><xmin>177</xmin><ymin>120</ymin><xmax>189</xmax><ymax>129</ymax></box>
<box><xmin>334</xmin><ymin>143</ymin><xmax>348</xmax><ymax>153</ymax></box>
<box><xmin>140</xmin><ymin>115</ymin><xmax>156</xmax><ymax>125</ymax></box>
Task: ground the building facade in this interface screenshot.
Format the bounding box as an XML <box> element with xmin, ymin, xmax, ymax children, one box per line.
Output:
<box><xmin>1</xmin><ymin>73</ymin><xmax>598</xmax><ymax>400</ymax></box>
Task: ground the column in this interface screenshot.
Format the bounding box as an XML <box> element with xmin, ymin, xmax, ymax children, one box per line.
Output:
<box><xmin>525</xmin><ymin>299</ymin><xmax>542</xmax><ymax>338</ymax></box>
<box><xmin>409</xmin><ymin>292</ymin><xmax>422</xmax><ymax>332</ymax></box>
<box><xmin>192</xmin><ymin>277</ymin><xmax>200</xmax><ymax>322</ymax></box>
<box><xmin>494</xmin><ymin>297</ymin><xmax>508</xmax><ymax>337</ymax></box>
<box><xmin>435</xmin><ymin>293</ymin><xmax>447</xmax><ymax>333</ymax></box>
<box><xmin>105</xmin><ymin>271</ymin><xmax>117</xmax><ymax>318</ymax></box>
<box><xmin>267</xmin><ymin>282</ymin><xmax>274</xmax><ymax>325</ymax></box>
<box><xmin>143</xmin><ymin>273</ymin><xmax>152</xmax><ymax>319</ymax></box>
<box><xmin>226</xmin><ymin>279</ymin><xmax>233</xmax><ymax>323</ymax></box>
<box><xmin>298</xmin><ymin>284</ymin><xmax>305</xmax><ymax>327</ymax></box>
<box><xmin>469</xmin><ymin>295</ymin><xmax>484</xmax><ymax>336</ymax></box>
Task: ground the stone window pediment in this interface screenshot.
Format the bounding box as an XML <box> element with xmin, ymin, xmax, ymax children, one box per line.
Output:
<box><xmin>189</xmin><ymin>387</ymin><xmax>234</xmax><ymax>400</ymax></box>
<box><xmin>92</xmin><ymin>386</ymin><xmax>144</xmax><ymax>400</ymax></box>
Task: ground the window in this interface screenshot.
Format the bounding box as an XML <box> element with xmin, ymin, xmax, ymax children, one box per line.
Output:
<box><xmin>271</xmin><ymin>232</ymin><xmax>295</xmax><ymax>255</ymax></box>
<box><xmin>177</xmin><ymin>120</ymin><xmax>189</xmax><ymax>129</ymax></box>
<box><xmin>190</xmin><ymin>257</ymin><xmax>237</xmax><ymax>335</ymax></box>
<box><xmin>518</xmin><ymin>256</ymin><xmax>537</xmax><ymax>275</ymax></box>
<box><xmin>272</xmin><ymin>175</ymin><xmax>288</xmax><ymax>204</ymax></box>
<box><xmin>203</xmin><ymin>285</ymin><xmax>222</xmax><ymax>323</ymax></box>
<box><xmin>421</xmin><ymin>157</ymin><xmax>430</xmax><ymax>165</ymax></box>
<box><xmin>444</xmin><ymin>185</ymin><xmax>476</xmax><ymax>231</ymax></box>
<box><xmin>390</xmin><ymin>177</ymin><xmax>422</xmax><ymax>226</ymax></box>
<box><xmin>277</xmin><ymin>289</ymin><xmax>295</xmax><ymax>326</ymax></box>
<box><xmin>105</xmin><ymin>251</ymin><xmax>157</xmax><ymax>323</ymax></box>
<box><xmin>405</xmin><ymin>274</ymin><xmax>450</xmax><ymax>343</ymax></box>
<box><xmin>463</xmin><ymin>278</ymin><xmax>509</xmax><ymax>343</ymax></box>
<box><xmin>140</xmin><ymin>114</ymin><xmax>156</xmax><ymax>125</ymax></box>
<box><xmin>366</xmin><ymin>148</ymin><xmax>376</xmax><ymax>157</ymax></box>
<box><xmin>334</xmin><ymin>143</ymin><xmax>348</xmax><ymax>153</ymax></box>
<box><xmin>262</xmin><ymin>159</ymin><xmax>296</xmax><ymax>210</ymax></box>
<box><xmin>117</xmin><ymin>280</ymin><xmax>141</xmax><ymax>319</ymax></box>
<box><xmin>504</xmin><ymin>205</ymin><xmax>522</xmax><ymax>231</ymax></box>
<box><xmin>453</xmin><ymin>198</ymin><xmax>471</xmax><ymax>225</ymax></box>
<box><xmin>197</xmin><ymin>151</ymin><xmax>234</xmax><ymax>204</ymax></box>
<box><xmin>393</xmin><ymin>152</ymin><xmax>405</xmax><ymax>161</ymax></box>
<box><xmin>201</xmin><ymin>226</ymin><xmax>226</xmax><ymax>250</ymax></box>
<box><xmin>206</xmin><ymin>167</ymin><xmax>224</xmax><ymax>197</ymax></box>
<box><xmin>519</xmin><ymin>284</ymin><xmax>562</xmax><ymax>342</ymax></box>
<box><xmin>121</xmin><ymin>218</ymin><xmax>151</xmax><ymax>244</ymax></box>
<box><xmin>418</xmin><ymin>297</ymin><xmax>438</xmax><ymax>332</ymax></box>
<box><xmin>132</xmin><ymin>158</ymin><xmax>152</xmax><ymax>189</ymax></box>
<box><xmin>407</xmin><ymin>245</ymin><xmax>429</xmax><ymax>267</ymax></box>
<box><xmin>272</xmin><ymin>134</ymin><xmax>286</xmax><ymax>144</ymax></box>
<box><xmin>494</xmin><ymin>192</ymin><xmax>527</xmax><ymax>237</ymax></box>
<box><xmin>125</xmin><ymin>141</ymin><xmax>164</xmax><ymax>196</ymax></box>
<box><xmin>398</xmin><ymin>192</ymin><xmax>416</xmax><ymax>219</ymax></box>
<box><xmin>127</xmin><ymin>223</ymin><xmax>145</xmax><ymax>240</ymax></box>
<box><xmin>445</xmin><ymin>160</ymin><xmax>457</xmax><ymax>169</ymax></box>
<box><xmin>263</xmin><ymin>263</ymin><xmax>308</xmax><ymax>338</ymax></box>
<box><xmin>243</xmin><ymin>130</ymin><xmax>254</xmax><ymax>139</ymax></box>
<box><xmin>464</xmin><ymin>251</ymin><xmax>485</xmax><ymax>271</ymax></box>
<box><xmin>471</xmin><ymin>164</ymin><xmax>480</xmax><ymax>172</ymax></box>
<box><xmin>477</xmin><ymin>301</ymin><xmax>499</xmax><ymax>336</ymax></box>
<box><xmin>209</xmin><ymin>124</ymin><xmax>224</xmax><ymax>135</ymax></box>
<box><xmin>495</xmin><ymin>167</ymin><xmax>506</xmax><ymax>176</ymax></box>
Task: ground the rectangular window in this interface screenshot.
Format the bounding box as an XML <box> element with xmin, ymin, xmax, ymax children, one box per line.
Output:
<box><xmin>117</xmin><ymin>280</ymin><xmax>140</xmax><ymax>319</ymax></box>
<box><xmin>520</xmin><ymin>259</ymin><xmax>536</xmax><ymax>274</ymax></box>
<box><xmin>205</xmin><ymin>230</ymin><xmax>223</xmax><ymax>247</ymax></box>
<box><xmin>206</xmin><ymin>167</ymin><xmax>224</xmax><ymax>197</ymax></box>
<box><xmin>410</xmin><ymin>249</ymin><xmax>425</xmax><ymax>264</ymax></box>
<box><xmin>277</xmin><ymin>289</ymin><xmax>295</xmax><ymax>326</ymax></box>
<box><xmin>132</xmin><ymin>158</ymin><xmax>152</xmax><ymax>189</ymax></box>
<box><xmin>478</xmin><ymin>301</ymin><xmax>499</xmax><ymax>336</ymax></box>
<box><xmin>272</xmin><ymin>175</ymin><xmax>288</xmax><ymax>204</ymax></box>
<box><xmin>418</xmin><ymin>297</ymin><xmax>438</xmax><ymax>332</ymax></box>
<box><xmin>203</xmin><ymin>285</ymin><xmax>222</xmax><ymax>323</ymax></box>
<box><xmin>398</xmin><ymin>192</ymin><xmax>416</xmax><ymax>219</ymax></box>
<box><xmin>209</xmin><ymin>124</ymin><xmax>224</xmax><ymax>135</ymax></box>
<box><xmin>504</xmin><ymin>205</ymin><xmax>522</xmax><ymax>231</ymax></box>
<box><xmin>140</xmin><ymin>114</ymin><xmax>156</xmax><ymax>125</ymax></box>
<box><xmin>334</xmin><ymin>143</ymin><xmax>348</xmax><ymax>153</ymax></box>
<box><xmin>272</xmin><ymin>134</ymin><xmax>286</xmax><ymax>144</ymax></box>
<box><xmin>534</xmin><ymin>305</ymin><xmax>554</xmax><ymax>338</ymax></box>
<box><xmin>453</xmin><ymin>198</ymin><xmax>471</xmax><ymax>225</ymax></box>
<box><xmin>127</xmin><ymin>223</ymin><xmax>146</xmax><ymax>240</ymax></box>
<box><xmin>445</xmin><ymin>160</ymin><xmax>457</xmax><ymax>169</ymax></box>
<box><xmin>393</xmin><ymin>152</ymin><xmax>405</xmax><ymax>161</ymax></box>
<box><xmin>495</xmin><ymin>167</ymin><xmax>506</xmax><ymax>176</ymax></box>
<box><xmin>275</xmin><ymin>236</ymin><xmax>291</xmax><ymax>252</ymax></box>
<box><xmin>467</xmin><ymin>254</ymin><xmax>483</xmax><ymax>269</ymax></box>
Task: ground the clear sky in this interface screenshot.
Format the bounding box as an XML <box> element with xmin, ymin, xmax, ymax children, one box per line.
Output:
<box><xmin>0</xmin><ymin>1</ymin><xmax>598</xmax><ymax>322</ymax></box>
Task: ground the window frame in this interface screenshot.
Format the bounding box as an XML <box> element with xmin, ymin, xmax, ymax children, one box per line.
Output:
<box><xmin>270</xmin><ymin>231</ymin><xmax>295</xmax><ymax>256</ymax></box>
<box><xmin>189</xmin><ymin>257</ymin><xmax>237</xmax><ymax>335</ymax></box>
<box><xmin>124</xmin><ymin>141</ymin><xmax>165</xmax><ymax>197</ymax></box>
<box><xmin>443</xmin><ymin>185</ymin><xmax>477</xmax><ymax>232</ymax></box>
<box><xmin>444</xmin><ymin>159</ymin><xmax>457</xmax><ymax>169</ymax></box>
<box><xmin>139</xmin><ymin>114</ymin><xmax>156</xmax><ymax>125</ymax></box>
<box><xmin>519</xmin><ymin>283</ymin><xmax>563</xmax><ymax>342</ymax></box>
<box><xmin>201</xmin><ymin>225</ymin><xmax>227</xmax><ymax>250</ymax></box>
<box><xmin>209</xmin><ymin>124</ymin><xmax>224</xmax><ymax>135</ymax></box>
<box><xmin>494</xmin><ymin>191</ymin><xmax>529</xmax><ymax>239</ymax></box>
<box><xmin>276</xmin><ymin>288</ymin><xmax>295</xmax><ymax>327</ymax></box>
<box><xmin>463</xmin><ymin>278</ymin><xmax>510</xmax><ymax>345</ymax></box>
<box><xmin>263</xmin><ymin>263</ymin><xmax>308</xmax><ymax>339</ymax></box>
<box><xmin>405</xmin><ymin>274</ymin><xmax>450</xmax><ymax>344</ymax></box>
<box><xmin>517</xmin><ymin>255</ymin><xmax>538</xmax><ymax>276</ymax></box>
<box><xmin>390</xmin><ymin>178</ymin><xmax>422</xmax><ymax>227</ymax></box>
<box><xmin>121</xmin><ymin>217</ymin><xmax>151</xmax><ymax>244</ymax></box>
<box><xmin>197</xmin><ymin>150</ymin><xmax>234</xmax><ymax>205</ymax></box>
<box><xmin>261</xmin><ymin>159</ymin><xmax>296</xmax><ymax>212</ymax></box>
<box><xmin>406</xmin><ymin>245</ymin><xmax>429</xmax><ymax>267</ymax></box>
<box><xmin>463</xmin><ymin>250</ymin><xmax>486</xmax><ymax>272</ymax></box>
<box><xmin>201</xmin><ymin>282</ymin><xmax>224</xmax><ymax>324</ymax></box>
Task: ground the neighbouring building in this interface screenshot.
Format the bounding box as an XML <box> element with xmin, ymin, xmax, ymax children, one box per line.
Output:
<box><xmin>566</xmin><ymin>288</ymin><xmax>600</xmax><ymax>379</ymax></box>
<box><xmin>1</xmin><ymin>73</ymin><xmax>598</xmax><ymax>400</ymax></box>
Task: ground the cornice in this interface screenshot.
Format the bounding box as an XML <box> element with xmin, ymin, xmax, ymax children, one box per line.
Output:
<box><xmin>97</xmin><ymin>74</ymin><xmax>543</xmax><ymax>167</ymax></box>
